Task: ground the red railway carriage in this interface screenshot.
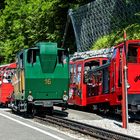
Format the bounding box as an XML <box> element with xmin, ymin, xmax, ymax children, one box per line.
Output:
<box><xmin>69</xmin><ymin>40</ymin><xmax>140</xmax><ymax>114</ymax></box>
<box><xmin>68</xmin><ymin>57</ymin><xmax>109</xmax><ymax>106</ymax></box>
<box><xmin>0</xmin><ymin>63</ymin><xmax>16</xmax><ymax>106</ymax></box>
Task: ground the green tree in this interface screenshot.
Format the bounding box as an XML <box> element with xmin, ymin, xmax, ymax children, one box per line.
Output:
<box><xmin>0</xmin><ymin>0</ymin><xmax>91</xmax><ymax>64</ymax></box>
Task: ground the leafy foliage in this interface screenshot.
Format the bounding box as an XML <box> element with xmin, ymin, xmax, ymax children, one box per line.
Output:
<box><xmin>0</xmin><ymin>0</ymin><xmax>139</xmax><ymax>63</ymax></box>
<box><xmin>0</xmin><ymin>0</ymin><xmax>91</xmax><ymax>64</ymax></box>
<box><xmin>92</xmin><ymin>23</ymin><xmax>140</xmax><ymax>50</ymax></box>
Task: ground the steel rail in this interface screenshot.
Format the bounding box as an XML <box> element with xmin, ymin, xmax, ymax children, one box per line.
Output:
<box><xmin>134</xmin><ymin>120</ymin><xmax>140</xmax><ymax>125</ymax></box>
<box><xmin>35</xmin><ymin>115</ymin><xmax>139</xmax><ymax>140</ymax></box>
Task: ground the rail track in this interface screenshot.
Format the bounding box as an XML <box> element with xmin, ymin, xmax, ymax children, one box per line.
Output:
<box><xmin>34</xmin><ymin>115</ymin><xmax>139</xmax><ymax>140</ymax></box>
<box><xmin>134</xmin><ymin>120</ymin><xmax>140</xmax><ymax>125</ymax></box>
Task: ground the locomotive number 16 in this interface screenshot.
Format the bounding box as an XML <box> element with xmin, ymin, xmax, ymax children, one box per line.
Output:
<box><xmin>44</xmin><ymin>79</ymin><xmax>52</xmax><ymax>85</ymax></box>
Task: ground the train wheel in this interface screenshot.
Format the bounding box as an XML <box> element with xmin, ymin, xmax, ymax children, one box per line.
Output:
<box><xmin>32</xmin><ymin>108</ymin><xmax>36</xmax><ymax>117</ymax></box>
<box><xmin>46</xmin><ymin>107</ymin><xmax>53</xmax><ymax>115</ymax></box>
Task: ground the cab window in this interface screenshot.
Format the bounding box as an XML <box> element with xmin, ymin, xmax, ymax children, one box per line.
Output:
<box><xmin>27</xmin><ymin>49</ymin><xmax>36</xmax><ymax>64</ymax></box>
<box><xmin>19</xmin><ymin>53</ymin><xmax>24</xmax><ymax>68</ymax></box>
<box><xmin>128</xmin><ymin>46</ymin><xmax>138</xmax><ymax>63</ymax></box>
<box><xmin>58</xmin><ymin>50</ymin><xmax>68</xmax><ymax>64</ymax></box>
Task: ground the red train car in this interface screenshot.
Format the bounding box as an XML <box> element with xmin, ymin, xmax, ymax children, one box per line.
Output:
<box><xmin>69</xmin><ymin>40</ymin><xmax>140</xmax><ymax>115</ymax></box>
<box><xmin>0</xmin><ymin>63</ymin><xmax>16</xmax><ymax>106</ymax></box>
<box><xmin>69</xmin><ymin>56</ymin><xmax>109</xmax><ymax>106</ymax></box>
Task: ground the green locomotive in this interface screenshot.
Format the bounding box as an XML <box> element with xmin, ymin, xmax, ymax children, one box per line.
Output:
<box><xmin>12</xmin><ymin>42</ymin><xmax>69</xmax><ymax>115</ymax></box>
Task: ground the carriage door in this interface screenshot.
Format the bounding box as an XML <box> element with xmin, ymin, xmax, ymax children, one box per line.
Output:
<box><xmin>118</xmin><ymin>47</ymin><xmax>123</xmax><ymax>88</ymax></box>
<box><xmin>127</xmin><ymin>45</ymin><xmax>140</xmax><ymax>93</ymax></box>
<box><xmin>69</xmin><ymin>64</ymin><xmax>73</xmax><ymax>85</ymax></box>
<box><xmin>76</xmin><ymin>64</ymin><xmax>82</xmax><ymax>98</ymax></box>
<box><xmin>0</xmin><ymin>68</ymin><xmax>2</xmax><ymax>103</ymax></box>
<box><xmin>102</xmin><ymin>60</ymin><xmax>109</xmax><ymax>94</ymax></box>
<box><xmin>69</xmin><ymin>63</ymin><xmax>74</xmax><ymax>100</ymax></box>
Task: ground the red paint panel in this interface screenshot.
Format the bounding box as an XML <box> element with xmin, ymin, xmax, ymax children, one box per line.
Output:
<box><xmin>0</xmin><ymin>84</ymin><xmax>14</xmax><ymax>104</ymax></box>
<box><xmin>128</xmin><ymin>63</ymin><xmax>140</xmax><ymax>93</ymax></box>
<box><xmin>0</xmin><ymin>62</ymin><xmax>16</xmax><ymax>105</ymax></box>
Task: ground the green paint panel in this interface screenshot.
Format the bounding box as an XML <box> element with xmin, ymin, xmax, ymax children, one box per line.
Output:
<box><xmin>14</xmin><ymin>42</ymin><xmax>69</xmax><ymax>102</ymax></box>
<box><xmin>25</xmin><ymin>78</ymin><xmax>69</xmax><ymax>99</ymax></box>
<box><xmin>37</xmin><ymin>42</ymin><xmax>57</xmax><ymax>73</ymax></box>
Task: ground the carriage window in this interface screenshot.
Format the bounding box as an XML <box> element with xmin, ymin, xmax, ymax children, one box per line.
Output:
<box><xmin>84</xmin><ymin>60</ymin><xmax>100</xmax><ymax>83</ymax></box>
<box><xmin>102</xmin><ymin>60</ymin><xmax>107</xmax><ymax>64</ymax></box>
<box><xmin>3</xmin><ymin>69</ymin><xmax>15</xmax><ymax>83</ymax></box>
<box><xmin>127</xmin><ymin>47</ymin><xmax>137</xmax><ymax>63</ymax></box>
<box><xmin>72</xmin><ymin>64</ymin><xmax>77</xmax><ymax>83</ymax></box>
<box><xmin>77</xmin><ymin>65</ymin><xmax>82</xmax><ymax>84</ymax></box>
<box><xmin>112</xmin><ymin>48</ymin><xmax>117</xmax><ymax>59</ymax></box>
<box><xmin>84</xmin><ymin>60</ymin><xmax>100</xmax><ymax>71</ymax></box>
<box><xmin>27</xmin><ymin>49</ymin><xmax>36</xmax><ymax>64</ymax></box>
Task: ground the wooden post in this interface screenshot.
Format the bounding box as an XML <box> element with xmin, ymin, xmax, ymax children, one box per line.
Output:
<box><xmin>121</xmin><ymin>30</ymin><xmax>128</xmax><ymax>128</ymax></box>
